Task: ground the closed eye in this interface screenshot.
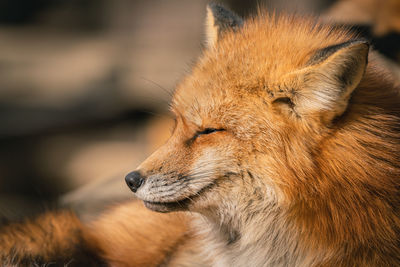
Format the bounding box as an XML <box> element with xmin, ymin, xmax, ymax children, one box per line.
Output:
<box><xmin>197</xmin><ymin>128</ymin><xmax>225</xmax><ymax>135</ymax></box>
<box><xmin>188</xmin><ymin>128</ymin><xmax>225</xmax><ymax>144</ymax></box>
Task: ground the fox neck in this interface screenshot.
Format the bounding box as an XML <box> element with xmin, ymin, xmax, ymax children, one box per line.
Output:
<box><xmin>193</xmin><ymin>182</ymin><xmax>308</xmax><ymax>267</ymax></box>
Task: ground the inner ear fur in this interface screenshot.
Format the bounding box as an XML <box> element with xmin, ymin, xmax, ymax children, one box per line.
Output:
<box><xmin>205</xmin><ymin>3</ymin><xmax>243</xmax><ymax>48</ymax></box>
<box><xmin>294</xmin><ymin>40</ymin><xmax>370</xmax><ymax>123</ymax></box>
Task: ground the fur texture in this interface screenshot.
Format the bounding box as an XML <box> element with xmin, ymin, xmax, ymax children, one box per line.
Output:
<box><xmin>0</xmin><ymin>211</ymin><xmax>104</xmax><ymax>266</ymax></box>
<box><xmin>135</xmin><ymin>6</ymin><xmax>400</xmax><ymax>267</ymax></box>
<box><xmin>1</xmin><ymin>4</ymin><xmax>400</xmax><ymax>267</ymax></box>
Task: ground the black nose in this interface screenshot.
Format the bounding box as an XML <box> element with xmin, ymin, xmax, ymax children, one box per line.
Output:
<box><xmin>125</xmin><ymin>171</ymin><xmax>144</xmax><ymax>192</ymax></box>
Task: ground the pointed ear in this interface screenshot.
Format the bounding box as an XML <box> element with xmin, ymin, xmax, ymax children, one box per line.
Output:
<box><xmin>205</xmin><ymin>3</ymin><xmax>243</xmax><ymax>48</ymax></box>
<box><xmin>295</xmin><ymin>40</ymin><xmax>369</xmax><ymax>123</ymax></box>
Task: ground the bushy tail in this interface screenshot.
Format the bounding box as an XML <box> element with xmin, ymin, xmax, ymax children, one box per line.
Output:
<box><xmin>0</xmin><ymin>201</ymin><xmax>191</xmax><ymax>267</ymax></box>
<box><xmin>0</xmin><ymin>210</ymin><xmax>105</xmax><ymax>267</ymax></box>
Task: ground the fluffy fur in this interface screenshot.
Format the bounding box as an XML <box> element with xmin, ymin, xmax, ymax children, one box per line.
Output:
<box><xmin>0</xmin><ymin>211</ymin><xmax>104</xmax><ymax>266</ymax></box>
<box><xmin>1</xmin><ymin>4</ymin><xmax>399</xmax><ymax>267</ymax></box>
<box><xmin>136</xmin><ymin>6</ymin><xmax>400</xmax><ymax>266</ymax></box>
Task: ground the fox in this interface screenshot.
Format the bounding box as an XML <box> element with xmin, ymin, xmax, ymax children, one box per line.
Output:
<box><xmin>1</xmin><ymin>3</ymin><xmax>400</xmax><ymax>267</ymax></box>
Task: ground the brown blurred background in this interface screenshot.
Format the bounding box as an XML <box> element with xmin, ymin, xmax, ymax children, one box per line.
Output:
<box><xmin>1</xmin><ymin>0</ymin><xmax>399</xmax><ymax>222</ymax></box>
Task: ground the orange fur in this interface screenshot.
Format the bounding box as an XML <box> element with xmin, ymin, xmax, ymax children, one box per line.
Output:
<box><xmin>1</xmin><ymin>5</ymin><xmax>400</xmax><ymax>267</ymax></box>
<box><xmin>88</xmin><ymin>201</ymin><xmax>190</xmax><ymax>267</ymax></box>
<box><xmin>0</xmin><ymin>202</ymin><xmax>191</xmax><ymax>266</ymax></box>
<box><xmin>135</xmin><ymin>9</ymin><xmax>400</xmax><ymax>266</ymax></box>
<box><xmin>0</xmin><ymin>211</ymin><xmax>103</xmax><ymax>266</ymax></box>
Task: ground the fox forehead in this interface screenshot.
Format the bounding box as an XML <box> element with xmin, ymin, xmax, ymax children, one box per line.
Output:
<box><xmin>172</xmin><ymin>14</ymin><xmax>356</xmax><ymax>128</ymax></box>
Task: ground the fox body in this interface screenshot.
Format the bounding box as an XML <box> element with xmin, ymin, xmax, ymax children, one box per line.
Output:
<box><xmin>1</xmin><ymin>4</ymin><xmax>400</xmax><ymax>267</ymax></box>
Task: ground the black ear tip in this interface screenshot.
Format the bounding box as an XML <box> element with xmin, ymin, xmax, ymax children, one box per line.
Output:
<box><xmin>207</xmin><ymin>2</ymin><xmax>227</xmax><ymax>13</ymax></box>
<box><xmin>206</xmin><ymin>2</ymin><xmax>243</xmax><ymax>28</ymax></box>
<box><xmin>207</xmin><ymin>2</ymin><xmax>216</xmax><ymax>10</ymax></box>
<box><xmin>207</xmin><ymin>2</ymin><xmax>223</xmax><ymax>8</ymax></box>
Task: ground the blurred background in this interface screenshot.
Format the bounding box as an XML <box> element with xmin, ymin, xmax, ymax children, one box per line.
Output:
<box><xmin>1</xmin><ymin>0</ymin><xmax>399</xmax><ymax>222</ymax></box>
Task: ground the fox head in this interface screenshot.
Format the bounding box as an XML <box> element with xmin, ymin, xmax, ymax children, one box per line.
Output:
<box><xmin>125</xmin><ymin>4</ymin><xmax>397</xmax><ymax>223</ymax></box>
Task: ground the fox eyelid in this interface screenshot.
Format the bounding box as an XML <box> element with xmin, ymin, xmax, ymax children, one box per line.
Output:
<box><xmin>185</xmin><ymin>128</ymin><xmax>225</xmax><ymax>146</ymax></box>
<box><xmin>192</xmin><ymin>128</ymin><xmax>225</xmax><ymax>140</ymax></box>
<box><xmin>198</xmin><ymin>128</ymin><xmax>225</xmax><ymax>135</ymax></box>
